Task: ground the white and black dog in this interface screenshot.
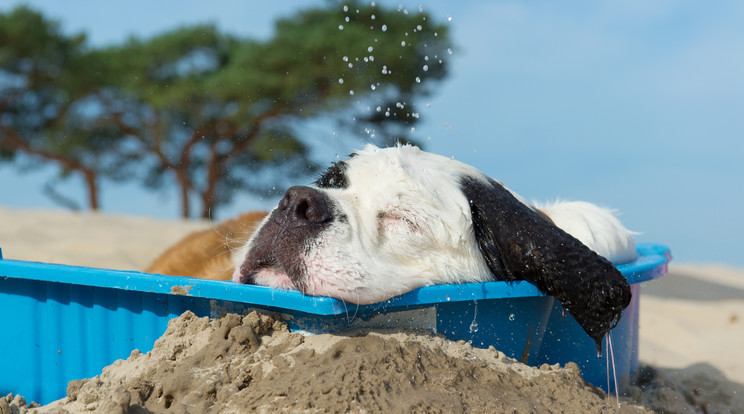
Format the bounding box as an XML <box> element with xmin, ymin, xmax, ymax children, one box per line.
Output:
<box><xmin>232</xmin><ymin>144</ymin><xmax>635</xmax><ymax>347</ymax></box>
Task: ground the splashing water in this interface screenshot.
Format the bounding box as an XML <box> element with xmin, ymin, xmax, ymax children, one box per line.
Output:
<box><xmin>605</xmin><ymin>332</ymin><xmax>621</xmax><ymax>408</ymax></box>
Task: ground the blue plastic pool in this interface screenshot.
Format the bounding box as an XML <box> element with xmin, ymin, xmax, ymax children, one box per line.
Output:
<box><xmin>0</xmin><ymin>243</ymin><xmax>670</xmax><ymax>404</ymax></box>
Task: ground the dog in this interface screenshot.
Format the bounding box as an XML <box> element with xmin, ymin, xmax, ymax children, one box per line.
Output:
<box><xmin>146</xmin><ymin>211</ymin><xmax>267</xmax><ymax>280</ymax></box>
<box><xmin>230</xmin><ymin>144</ymin><xmax>636</xmax><ymax>348</ymax></box>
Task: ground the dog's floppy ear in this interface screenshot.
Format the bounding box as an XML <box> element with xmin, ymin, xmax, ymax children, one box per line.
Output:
<box><xmin>460</xmin><ymin>176</ymin><xmax>631</xmax><ymax>351</ymax></box>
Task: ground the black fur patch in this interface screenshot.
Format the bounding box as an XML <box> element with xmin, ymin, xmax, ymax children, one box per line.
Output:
<box><xmin>460</xmin><ymin>175</ymin><xmax>632</xmax><ymax>351</ymax></box>
<box><xmin>315</xmin><ymin>161</ymin><xmax>349</xmax><ymax>189</ymax></box>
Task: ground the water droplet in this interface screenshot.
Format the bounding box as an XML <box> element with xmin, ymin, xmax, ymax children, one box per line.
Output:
<box><xmin>424</xmin><ymin>55</ymin><xmax>429</xmax><ymax>61</ymax></box>
<box><xmin>385</xmin><ymin>111</ymin><xmax>390</xmax><ymax>117</ymax></box>
<box><xmin>469</xmin><ymin>320</ymin><xmax>479</xmax><ymax>333</ymax></box>
<box><xmin>376</xmin><ymin>106</ymin><xmax>382</xmax><ymax>112</ymax></box>
<box><xmin>368</xmin><ymin>46</ymin><xmax>374</xmax><ymax>52</ymax></box>
<box><xmin>418</xmin><ymin>4</ymin><xmax>424</xmax><ymax>12</ymax></box>
<box><xmin>381</xmin><ymin>24</ymin><xmax>388</xmax><ymax>32</ymax></box>
<box><xmin>343</xmin><ymin>5</ymin><xmax>349</xmax><ymax>12</ymax></box>
<box><xmin>423</xmin><ymin>64</ymin><xmax>429</xmax><ymax>72</ymax></box>
<box><xmin>349</xmin><ymin>90</ymin><xmax>355</xmax><ymax>96</ymax></box>
<box><xmin>368</xmin><ymin>55</ymin><xmax>374</xmax><ymax>62</ymax></box>
<box><xmin>370</xmin><ymin>84</ymin><xmax>376</xmax><ymax>90</ymax></box>
<box><xmin>348</xmin><ymin>63</ymin><xmax>353</xmax><ymax>68</ymax></box>
<box><xmin>338</xmin><ymin>78</ymin><xmax>344</xmax><ymax>84</ymax></box>
<box><xmin>415</xmin><ymin>76</ymin><xmax>421</xmax><ymax>83</ymax></box>
<box><xmin>338</xmin><ymin>25</ymin><xmax>344</xmax><ymax>30</ymax></box>
<box><xmin>416</xmin><ymin>24</ymin><xmax>422</xmax><ymax>31</ymax></box>
<box><xmin>508</xmin><ymin>313</ymin><xmax>516</xmax><ymax>321</ymax></box>
<box><xmin>447</xmin><ymin>48</ymin><xmax>453</xmax><ymax>55</ymax></box>
<box><xmin>343</xmin><ymin>56</ymin><xmax>349</xmax><ymax>62</ymax></box>
<box><xmin>371</xmin><ymin>14</ymin><xmax>376</xmax><ymax>20</ymax></box>
<box><xmin>410</xmin><ymin>127</ymin><xmax>415</xmax><ymax>133</ymax></box>
<box><xmin>401</xmin><ymin>41</ymin><xmax>407</xmax><ymax>47</ymax></box>
<box><xmin>446</xmin><ymin>295</ymin><xmax>451</xmax><ymax>301</ymax></box>
<box><xmin>333</xmin><ymin>131</ymin><xmax>338</xmax><ymax>136</ymax></box>
<box><xmin>447</xmin><ymin>14</ymin><xmax>452</xmax><ymax>22</ymax></box>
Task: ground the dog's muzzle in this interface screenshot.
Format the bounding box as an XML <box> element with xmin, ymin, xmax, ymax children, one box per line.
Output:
<box><xmin>235</xmin><ymin>186</ymin><xmax>335</xmax><ymax>287</ymax></box>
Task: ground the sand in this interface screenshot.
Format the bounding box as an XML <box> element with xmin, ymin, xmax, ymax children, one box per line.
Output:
<box><xmin>1</xmin><ymin>205</ymin><xmax>743</xmax><ymax>413</ymax></box>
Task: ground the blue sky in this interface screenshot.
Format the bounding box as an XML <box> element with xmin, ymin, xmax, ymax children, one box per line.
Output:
<box><xmin>1</xmin><ymin>0</ymin><xmax>743</xmax><ymax>266</ymax></box>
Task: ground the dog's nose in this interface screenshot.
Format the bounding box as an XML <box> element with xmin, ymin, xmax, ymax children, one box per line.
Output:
<box><xmin>277</xmin><ymin>186</ymin><xmax>333</xmax><ymax>224</ymax></box>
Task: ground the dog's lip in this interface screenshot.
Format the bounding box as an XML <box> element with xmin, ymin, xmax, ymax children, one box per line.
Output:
<box><xmin>236</xmin><ymin>256</ymin><xmax>276</xmax><ymax>284</ymax></box>
<box><xmin>236</xmin><ymin>264</ymin><xmax>297</xmax><ymax>291</ymax></box>
<box><xmin>236</xmin><ymin>253</ymin><xmax>301</xmax><ymax>291</ymax></box>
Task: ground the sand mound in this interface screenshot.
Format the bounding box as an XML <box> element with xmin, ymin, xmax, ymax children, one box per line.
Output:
<box><xmin>6</xmin><ymin>311</ymin><xmax>653</xmax><ymax>414</ymax></box>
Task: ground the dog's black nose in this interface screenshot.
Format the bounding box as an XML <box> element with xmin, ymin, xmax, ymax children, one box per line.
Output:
<box><xmin>277</xmin><ymin>186</ymin><xmax>333</xmax><ymax>225</ymax></box>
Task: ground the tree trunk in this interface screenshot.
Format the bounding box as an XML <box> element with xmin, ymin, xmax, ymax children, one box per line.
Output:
<box><xmin>82</xmin><ymin>168</ymin><xmax>99</xmax><ymax>211</ymax></box>
<box><xmin>175</xmin><ymin>169</ymin><xmax>191</xmax><ymax>218</ymax></box>
<box><xmin>200</xmin><ymin>142</ymin><xmax>221</xmax><ymax>220</ymax></box>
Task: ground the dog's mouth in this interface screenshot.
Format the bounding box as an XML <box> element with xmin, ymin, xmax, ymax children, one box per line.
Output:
<box><xmin>234</xmin><ymin>257</ymin><xmax>297</xmax><ymax>291</ymax></box>
<box><xmin>232</xmin><ymin>225</ymin><xmax>308</xmax><ymax>292</ymax></box>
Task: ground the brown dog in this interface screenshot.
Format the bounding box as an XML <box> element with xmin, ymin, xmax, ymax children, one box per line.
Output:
<box><xmin>146</xmin><ymin>211</ymin><xmax>267</xmax><ymax>280</ymax></box>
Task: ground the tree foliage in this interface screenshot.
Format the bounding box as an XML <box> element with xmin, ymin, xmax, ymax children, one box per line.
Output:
<box><xmin>1</xmin><ymin>2</ymin><xmax>452</xmax><ymax>218</ymax></box>
<box><xmin>0</xmin><ymin>6</ymin><xmax>124</xmax><ymax>209</ymax></box>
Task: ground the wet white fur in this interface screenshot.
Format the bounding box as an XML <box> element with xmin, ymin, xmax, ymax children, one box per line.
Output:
<box><xmin>234</xmin><ymin>145</ymin><xmax>636</xmax><ymax>304</ymax></box>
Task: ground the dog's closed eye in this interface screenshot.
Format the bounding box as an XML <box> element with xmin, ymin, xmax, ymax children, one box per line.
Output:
<box><xmin>377</xmin><ymin>211</ymin><xmax>418</xmax><ymax>235</ymax></box>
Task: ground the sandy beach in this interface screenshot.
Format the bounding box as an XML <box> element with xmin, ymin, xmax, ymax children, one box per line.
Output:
<box><xmin>1</xmin><ymin>205</ymin><xmax>742</xmax><ymax>413</ymax></box>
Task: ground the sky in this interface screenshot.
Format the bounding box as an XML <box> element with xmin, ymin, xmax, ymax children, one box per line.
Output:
<box><xmin>1</xmin><ymin>0</ymin><xmax>743</xmax><ymax>266</ymax></box>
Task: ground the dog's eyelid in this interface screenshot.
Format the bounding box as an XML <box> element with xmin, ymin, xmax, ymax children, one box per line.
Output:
<box><xmin>378</xmin><ymin>210</ymin><xmax>417</xmax><ymax>228</ymax></box>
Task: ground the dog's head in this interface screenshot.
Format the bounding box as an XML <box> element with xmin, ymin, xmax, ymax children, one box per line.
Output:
<box><xmin>233</xmin><ymin>144</ymin><xmax>631</xmax><ymax>345</ymax></box>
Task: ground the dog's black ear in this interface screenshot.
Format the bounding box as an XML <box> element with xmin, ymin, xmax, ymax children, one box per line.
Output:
<box><xmin>460</xmin><ymin>176</ymin><xmax>631</xmax><ymax>351</ymax></box>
